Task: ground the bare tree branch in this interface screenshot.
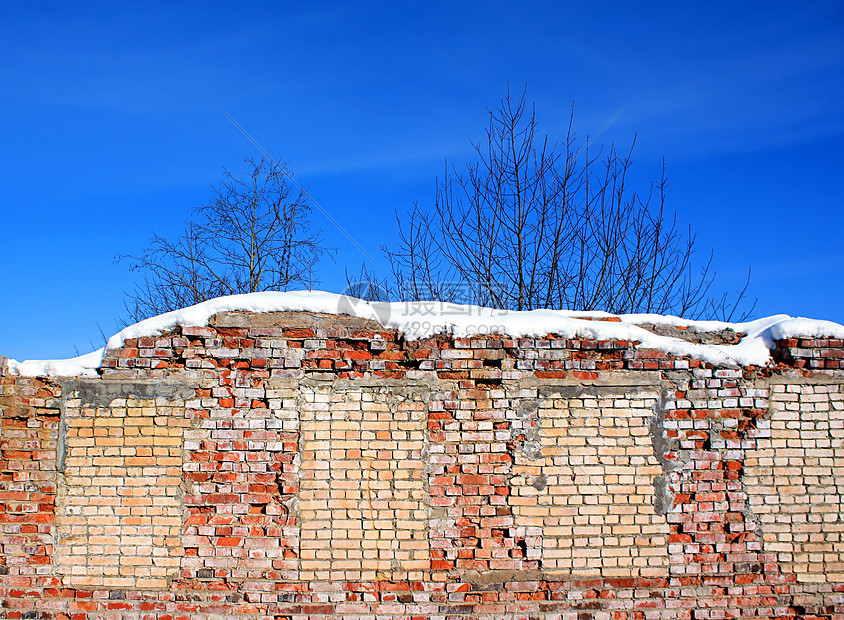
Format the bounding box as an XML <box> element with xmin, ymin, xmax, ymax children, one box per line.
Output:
<box><xmin>118</xmin><ymin>156</ymin><xmax>333</xmax><ymax>323</ymax></box>
<box><xmin>356</xmin><ymin>87</ymin><xmax>754</xmax><ymax>320</ymax></box>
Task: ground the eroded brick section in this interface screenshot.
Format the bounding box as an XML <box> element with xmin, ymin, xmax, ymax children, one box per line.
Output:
<box><xmin>774</xmin><ymin>337</ymin><xmax>844</xmax><ymax>370</ymax></box>
<box><xmin>0</xmin><ymin>374</ymin><xmax>61</xmax><ymax>615</ymax></box>
<box><xmin>56</xmin><ymin>396</ymin><xmax>186</xmax><ymax>588</ymax></box>
<box><xmin>659</xmin><ymin>370</ymin><xmax>802</xmax><ymax>618</ymax></box>
<box><xmin>180</xmin><ymin>381</ymin><xmax>300</xmax><ymax>585</ymax></box>
<box><xmin>427</xmin><ymin>382</ymin><xmax>525</xmax><ymax>577</ymax></box>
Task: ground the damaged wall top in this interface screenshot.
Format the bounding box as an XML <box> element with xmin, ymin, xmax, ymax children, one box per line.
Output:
<box><xmin>1</xmin><ymin>293</ymin><xmax>844</xmax><ymax>618</ymax></box>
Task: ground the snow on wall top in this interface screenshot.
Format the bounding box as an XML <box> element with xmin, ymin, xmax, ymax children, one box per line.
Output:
<box><xmin>5</xmin><ymin>290</ymin><xmax>844</xmax><ymax>378</ymax></box>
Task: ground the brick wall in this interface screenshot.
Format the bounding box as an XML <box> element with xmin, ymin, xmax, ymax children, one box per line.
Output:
<box><xmin>56</xmin><ymin>396</ymin><xmax>187</xmax><ymax>588</ymax></box>
<box><xmin>1</xmin><ymin>311</ymin><xmax>844</xmax><ymax>618</ymax></box>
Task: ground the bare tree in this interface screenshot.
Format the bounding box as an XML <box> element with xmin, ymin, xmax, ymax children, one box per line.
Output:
<box><xmin>359</xmin><ymin>89</ymin><xmax>753</xmax><ymax>320</ymax></box>
<box><xmin>121</xmin><ymin>156</ymin><xmax>332</xmax><ymax>322</ymax></box>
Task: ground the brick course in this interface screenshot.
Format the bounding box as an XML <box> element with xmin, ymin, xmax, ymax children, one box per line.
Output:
<box><xmin>1</xmin><ymin>311</ymin><xmax>844</xmax><ymax>618</ymax></box>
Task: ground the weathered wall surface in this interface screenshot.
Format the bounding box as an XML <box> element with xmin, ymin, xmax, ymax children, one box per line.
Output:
<box><xmin>1</xmin><ymin>315</ymin><xmax>844</xmax><ymax>619</ymax></box>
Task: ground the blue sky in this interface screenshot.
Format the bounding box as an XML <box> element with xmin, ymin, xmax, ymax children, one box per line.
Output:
<box><xmin>1</xmin><ymin>1</ymin><xmax>842</xmax><ymax>360</ymax></box>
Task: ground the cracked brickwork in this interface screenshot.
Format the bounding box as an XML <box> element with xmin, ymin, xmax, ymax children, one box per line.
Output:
<box><xmin>1</xmin><ymin>314</ymin><xmax>843</xmax><ymax>618</ymax></box>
